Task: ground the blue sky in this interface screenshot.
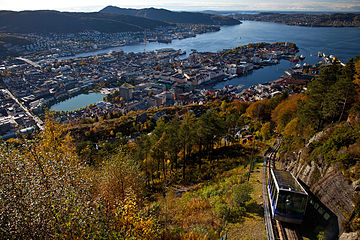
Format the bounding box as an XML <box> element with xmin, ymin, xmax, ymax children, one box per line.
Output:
<box><xmin>0</xmin><ymin>0</ymin><xmax>359</xmax><ymax>12</ymax></box>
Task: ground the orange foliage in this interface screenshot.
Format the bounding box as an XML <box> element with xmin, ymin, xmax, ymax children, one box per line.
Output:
<box><xmin>271</xmin><ymin>94</ymin><xmax>305</xmax><ymax>131</ymax></box>
<box><xmin>354</xmin><ymin>59</ymin><xmax>360</xmax><ymax>86</ymax></box>
<box><xmin>246</xmin><ymin>99</ymin><xmax>271</xmax><ymax>121</ymax></box>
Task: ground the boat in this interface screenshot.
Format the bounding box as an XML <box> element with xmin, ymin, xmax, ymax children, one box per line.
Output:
<box><xmin>299</xmin><ymin>55</ymin><xmax>305</xmax><ymax>60</ymax></box>
<box><xmin>292</xmin><ymin>63</ymin><xmax>301</xmax><ymax>69</ymax></box>
<box><xmin>158</xmin><ymin>39</ymin><xmax>172</xmax><ymax>44</ymax></box>
<box><xmin>178</xmin><ymin>50</ymin><xmax>186</xmax><ymax>55</ymax></box>
<box><xmin>318</xmin><ymin>51</ymin><xmax>322</xmax><ymax>57</ymax></box>
<box><xmin>290</xmin><ymin>56</ymin><xmax>299</xmax><ymax>63</ymax></box>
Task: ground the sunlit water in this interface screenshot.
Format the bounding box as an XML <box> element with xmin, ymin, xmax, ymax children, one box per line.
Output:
<box><xmin>50</xmin><ymin>92</ymin><xmax>104</xmax><ymax>112</ymax></box>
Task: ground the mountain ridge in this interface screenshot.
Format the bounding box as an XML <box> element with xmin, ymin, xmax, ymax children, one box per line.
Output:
<box><xmin>0</xmin><ymin>10</ymin><xmax>172</xmax><ymax>33</ymax></box>
<box><xmin>100</xmin><ymin>6</ymin><xmax>241</xmax><ymax>25</ymax></box>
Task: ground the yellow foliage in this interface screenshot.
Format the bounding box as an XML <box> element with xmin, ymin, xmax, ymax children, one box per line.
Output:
<box><xmin>181</xmin><ymin>232</ymin><xmax>208</xmax><ymax>240</ymax></box>
<box><xmin>261</xmin><ymin>122</ymin><xmax>272</xmax><ymax>140</ymax></box>
<box><xmin>354</xmin><ymin>60</ymin><xmax>360</xmax><ymax>86</ymax></box>
<box><xmin>113</xmin><ymin>192</ymin><xmax>159</xmax><ymax>240</ymax></box>
<box><xmin>272</xmin><ymin>94</ymin><xmax>305</xmax><ymax>131</ymax></box>
<box><xmin>284</xmin><ymin>118</ymin><xmax>300</xmax><ymax>137</ymax></box>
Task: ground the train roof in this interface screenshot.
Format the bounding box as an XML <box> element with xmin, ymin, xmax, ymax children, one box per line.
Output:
<box><xmin>271</xmin><ymin>169</ymin><xmax>307</xmax><ymax>195</ymax></box>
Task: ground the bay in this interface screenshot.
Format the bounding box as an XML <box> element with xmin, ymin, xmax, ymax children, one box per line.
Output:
<box><xmin>67</xmin><ymin>21</ymin><xmax>360</xmax><ymax>89</ymax></box>
<box><xmin>56</xmin><ymin>21</ymin><xmax>359</xmax><ymax>108</ymax></box>
<box><xmin>70</xmin><ymin>21</ymin><xmax>360</xmax><ymax>63</ymax></box>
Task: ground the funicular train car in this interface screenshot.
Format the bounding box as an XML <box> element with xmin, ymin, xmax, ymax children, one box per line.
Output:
<box><xmin>268</xmin><ymin>169</ymin><xmax>308</xmax><ymax>224</ymax></box>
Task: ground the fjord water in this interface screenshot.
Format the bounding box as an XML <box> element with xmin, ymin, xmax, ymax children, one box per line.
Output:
<box><xmin>74</xmin><ymin>21</ymin><xmax>360</xmax><ymax>63</ymax></box>
<box><xmin>55</xmin><ymin>21</ymin><xmax>360</xmax><ymax>111</ymax></box>
<box><xmin>74</xmin><ymin>21</ymin><xmax>360</xmax><ymax>88</ymax></box>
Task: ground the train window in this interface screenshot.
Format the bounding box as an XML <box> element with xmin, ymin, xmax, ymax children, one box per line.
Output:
<box><xmin>273</xmin><ymin>188</ymin><xmax>278</xmax><ymax>205</ymax></box>
<box><xmin>269</xmin><ymin>175</ymin><xmax>276</xmax><ymax>199</ymax></box>
<box><xmin>314</xmin><ymin>202</ymin><xmax>319</xmax><ymax>210</ymax></box>
<box><xmin>323</xmin><ymin>213</ymin><xmax>330</xmax><ymax>221</ymax></box>
<box><xmin>276</xmin><ymin>191</ymin><xmax>307</xmax><ymax>215</ymax></box>
<box><xmin>270</xmin><ymin>179</ymin><xmax>275</xmax><ymax>196</ymax></box>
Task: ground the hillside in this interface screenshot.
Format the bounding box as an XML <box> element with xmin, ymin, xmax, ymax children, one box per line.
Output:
<box><xmin>100</xmin><ymin>6</ymin><xmax>240</xmax><ymax>25</ymax></box>
<box><xmin>1</xmin><ymin>55</ymin><xmax>360</xmax><ymax>239</ymax></box>
<box><xmin>0</xmin><ymin>33</ymin><xmax>31</xmax><ymax>57</ymax></box>
<box><xmin>234</xmin><ymin>12</ymin><xmax>360</xmax><ymax>27</ymax></box>
<box><xmin>0</xmin><ymin>10</ymin><xmax>171</xmax><ymax>33</ymax></box>
<box><xmin>269</xmin><ymin>56</ymin><xmax>360</xmax><ymax>235</ymax></box>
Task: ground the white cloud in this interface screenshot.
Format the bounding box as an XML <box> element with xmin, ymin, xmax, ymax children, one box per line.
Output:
<box><xmin>0</xmin><ymin>0</ymin><xmax>358</xmax><ymax>12</ymax></box>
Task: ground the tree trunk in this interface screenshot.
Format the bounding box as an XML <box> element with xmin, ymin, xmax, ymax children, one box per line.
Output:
<box><xmin>182</xmin><ymin>144</ymin><xmax>186</xmax><ymax>181</ymax></box>
<box><xmin>338</xmin><ymin>93</ymin><xmax>348</xmax><ymax>122</ymax></box>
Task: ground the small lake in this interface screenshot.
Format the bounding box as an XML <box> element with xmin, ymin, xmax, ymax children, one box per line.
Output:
<box><xmin>50</xmin><ymin>92</ymin><xmax>105</xmax><ymax>112</ymax></box>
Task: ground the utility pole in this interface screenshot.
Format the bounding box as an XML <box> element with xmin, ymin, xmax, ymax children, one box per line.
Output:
<box><xmin>163</xmin><ymin>158</ymin><xmax>167</xmax><ymax>239</ymax></box>
<box><xmin>248</xmin><ymin>136</ymin><xmax>255</xmax><ymax>181</ymax></box>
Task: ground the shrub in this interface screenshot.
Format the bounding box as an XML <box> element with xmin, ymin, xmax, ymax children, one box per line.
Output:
<box><xmin>231</xmin><ymin>183</ymin><xmax>253</xmax><ymax>209</ymax></box>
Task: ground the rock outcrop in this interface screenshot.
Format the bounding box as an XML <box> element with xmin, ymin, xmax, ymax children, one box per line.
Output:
<box><xmin>280</xmin><ymin>151</ymin><xmax>357</xmax><ymax>234</ymax></box>
<box><xmin>339</xmin><ymin>232</ymin><xmax>359</xmax><ymax>240</ymax></box>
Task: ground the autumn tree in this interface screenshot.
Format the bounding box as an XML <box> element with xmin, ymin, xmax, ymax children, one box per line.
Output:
<box><xmin>179</xmin><ymin>112</ymin><xmax>196</xmax><ymax>181</ymax></box>
<box><xmin>246</xmin><ymin>99</ymin><xmax>271</xmax><ymax>122</ymax></box>
<box><xmin>271</xmin><ymin>94</ymin><xmax>304</xmax><ymax>131</ymax></box>
<box><xmin>0</xmin><ymin>114</ymin><xmax>159</xmax><ymax>239</ymax></box>
<box><xmin>135</xmin><ymin>134</ymin><xmax>153</xmax><ymax>185</ymax></box>
<box><xmin>261</xmin><ymin>122</ymin><xmax>272</xmax><ymax>140</ymax></box>
<box><xmin>163</xmin><ymin>117</ymin><xmax>181</xmax><ymax>172</ymax></box>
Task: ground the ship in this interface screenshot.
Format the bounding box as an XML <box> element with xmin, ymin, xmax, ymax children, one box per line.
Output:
<box><xmin>299</xmin><ymin>54</ymin><xmax>305</xmax><ymax>60</ymax></box>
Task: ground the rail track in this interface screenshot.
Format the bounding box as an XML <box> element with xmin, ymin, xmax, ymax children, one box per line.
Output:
<box><xmin>276</xmin><ymin>221</ymin><xmax>301</xmax><ymax>240</ymax></box>
<box><xmin>262</xmin><ymin>139</ymin><xmax>302</xmax><ymax>240</ymax></box>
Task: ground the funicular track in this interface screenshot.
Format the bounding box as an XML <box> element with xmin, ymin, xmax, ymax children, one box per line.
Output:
<box><xmin>276</xmin><ymin>221</ymin><xmax>301</xmax><ymax>240</ymax></box>
<box><xmin>262</xmin><ymin>139</ymin><xmax>302</xmax><ymax>240</ymax></box>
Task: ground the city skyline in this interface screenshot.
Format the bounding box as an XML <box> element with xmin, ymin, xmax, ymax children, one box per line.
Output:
<box><xmin>0</xmin><ymin>0</ymin><xmax>359</xmax><ymax>12</ymax></box>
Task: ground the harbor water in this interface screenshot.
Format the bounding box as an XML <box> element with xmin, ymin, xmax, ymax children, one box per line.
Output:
<box><xmin>54</xmin><ymin>21</ymin><xmax>360</xmax><ymax>111</ymax></box>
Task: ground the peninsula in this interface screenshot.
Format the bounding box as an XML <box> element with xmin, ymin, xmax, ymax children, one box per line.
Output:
<box><xmin>234</xmin><ymin>12</ymin><xmax>360</xmax><ymax>27</ymax></box>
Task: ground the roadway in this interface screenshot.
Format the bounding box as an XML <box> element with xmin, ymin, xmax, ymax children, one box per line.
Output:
<box><xmin>16</xmin><ymin>57</ymin><xmax>41</xmax><ymax>68</ymax></box>
<box><xmin>2</xmin><ymin>89</ymin><xmax>44</xmax><ymax>130</ymax></box>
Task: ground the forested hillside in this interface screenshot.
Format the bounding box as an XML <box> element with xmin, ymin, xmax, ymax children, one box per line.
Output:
<box><xmin>100</xmin><ymin>6</ymin><xmax>240</xmax><ymax>25</ymax></box>
<box><xmin>0</xmin><ymin>11</ymin><xmax>171</xmax><ymax>33</ymax></box>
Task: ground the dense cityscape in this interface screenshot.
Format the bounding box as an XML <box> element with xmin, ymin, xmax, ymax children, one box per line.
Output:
<box><xmin>0</xmin><ymin>40</ymin><xmax>320</xmax><ymax>139</ymax></box>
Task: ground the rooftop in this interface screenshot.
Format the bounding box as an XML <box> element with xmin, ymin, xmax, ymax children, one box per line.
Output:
<box><xmin>272</xmin><ymin>169</ymin><xmax>307</xmax><ymax>194</ymax></box>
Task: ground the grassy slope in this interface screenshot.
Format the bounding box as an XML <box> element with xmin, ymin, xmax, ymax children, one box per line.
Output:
<box><xmin>226</xmin><ymin>162</ymin><xmax>266</xmax><ymax>240</ymax></box>
<box><xmin>155</xmin><ymin>150</ymin><xmax>267</xmax><ymax>239</ymax></box>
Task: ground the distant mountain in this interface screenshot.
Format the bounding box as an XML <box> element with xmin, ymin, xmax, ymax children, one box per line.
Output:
<box><xmin>100</xmin><ymin>6</ymin><xmax>240</xmax><ymax>25</ymax></box>
<box><xmin>234</xmin><ymin>12</ymin><xmax>360</xmax><ymax>27</ymax></box>
<box><xmin>0</xmin><ymin>10</ymin><xmax>171</xmax><ymax>33</ymax></box>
